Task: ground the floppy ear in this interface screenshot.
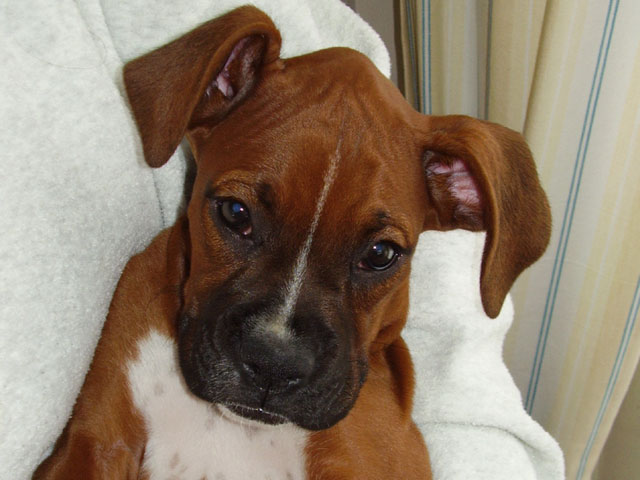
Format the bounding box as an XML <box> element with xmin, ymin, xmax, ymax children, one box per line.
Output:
<box><xmin>420</xmin><ymin>115</ymin><xmax>551</xmax><ymax>318</ymax></box>
<box><xmin>123</xmin><ymin>6</ymin><xmax>282</xmax><ymax>167</ymax></box>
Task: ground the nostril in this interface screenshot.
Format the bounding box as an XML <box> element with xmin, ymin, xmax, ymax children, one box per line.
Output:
<box><xmin>237</xmin><ymin>334</ymin><xmax>317</xmax><ymax>391</ymax></box>
<box><xmin>241</xmin><ymin>360</ymin><xmax>305</xmax><ymax>389</ymax></box>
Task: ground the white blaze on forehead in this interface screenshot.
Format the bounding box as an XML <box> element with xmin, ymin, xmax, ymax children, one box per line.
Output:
<box><xmin>267</xmin><ymin>138</ymin><xmax>342</xmax><ymax>336</ymax></box>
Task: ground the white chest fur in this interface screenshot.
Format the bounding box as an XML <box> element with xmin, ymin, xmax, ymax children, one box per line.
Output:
<box><xmin>127</xmin><ymin>330</ymin><xmax>308</xmax><ymax>480</ymax></box>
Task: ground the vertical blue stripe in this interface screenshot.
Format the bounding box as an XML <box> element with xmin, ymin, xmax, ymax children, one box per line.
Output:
<box><xmin>525</xmin><ymin>0</ymin><xmax>620</xmax><ymax>414</ymax></box>
<box><xmin>405</xmin><ymin>1</ymin><xmax>420</xmax><ymax>110</ymax></box>
<box><xmin>427</xmin><ymin>0</ymin><xmax>432</xmax><ymax>114</ymax></box>
<box><xmin>421</xmin><ymin>0</ymin><xmax>426</xmax><ymax>114</ymax></box>
<box><xmin>484</xmin><ymin>0</ymin><xmax>493</xmax><ymax>120</ymax></box>
<box><xmin>575</xmin><ymin>276</ymin><xmax>640</xmax><ymax>479</ymax></box>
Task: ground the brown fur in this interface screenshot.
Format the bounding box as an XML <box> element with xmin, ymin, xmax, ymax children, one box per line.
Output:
<box><xmin>34</xmin><ymin>6</ymin><xmax>550</xmax><ymax>479</ymax></box>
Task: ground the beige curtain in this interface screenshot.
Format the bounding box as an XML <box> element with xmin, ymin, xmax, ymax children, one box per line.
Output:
<box><xmin>399</xmin><ymin>1</ymin><xmax>640</xmax><ymax>478</ymax></box>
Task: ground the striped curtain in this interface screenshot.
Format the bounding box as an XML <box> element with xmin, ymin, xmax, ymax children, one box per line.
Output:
<box><xmin>399</xmin><ymin>1</ymin><xmax>640</xmax><ymax>479</ymax></box>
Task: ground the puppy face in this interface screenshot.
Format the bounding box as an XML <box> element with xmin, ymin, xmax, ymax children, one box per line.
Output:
<box><xmin>124</xmin><ymin>7</ymin><xmax>550</xmax><ymax>431</ymax></box>
<box><xmin>177</xmin><ymin>51</ymin><xmax>428</xmax><ymax>430</ymax></box>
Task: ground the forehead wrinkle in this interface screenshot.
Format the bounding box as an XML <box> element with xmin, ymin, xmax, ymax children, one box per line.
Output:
<box><xmin>370</xmin><ymin>209</ymin><xmax>411</xmax><ymax>236</ymax></box>
<box><xmin>256</xmin><ymin>181</ymin><xmax>276</xmax><ymax>211</ymax></box>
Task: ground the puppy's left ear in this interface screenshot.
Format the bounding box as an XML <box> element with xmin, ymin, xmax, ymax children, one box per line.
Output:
<box><xmin>420</xmin><ymin>115</ymin><xmax>552</xmax><ymax>318</ymax></box>
<box><xmin>123</xmin><ymin>6</ymin><xmax>282</xmax><ymax>167</ymax></box>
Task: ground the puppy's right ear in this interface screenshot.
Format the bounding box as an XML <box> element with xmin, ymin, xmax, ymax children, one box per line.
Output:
<box><xmin>123</xmin><ymin>6</ymin><xmax>282</xmax><ymax>167</ymax></box>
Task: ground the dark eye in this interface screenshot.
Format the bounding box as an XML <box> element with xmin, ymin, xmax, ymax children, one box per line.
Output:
<box><xmin>218</xmin><ymin>199</ymin><xmax>252</xmax><ymax>237</ymax></box>
<box><xmin>359</xmin><ymin>242</ymin><xmax>399</xmax><ymax>271</ymax></box>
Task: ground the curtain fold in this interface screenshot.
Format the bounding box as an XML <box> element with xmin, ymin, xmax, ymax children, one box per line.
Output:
<box><xmin>399</xmin><ymin>1</ymin><xmax>640</xmax><ymax>478</ymax></box>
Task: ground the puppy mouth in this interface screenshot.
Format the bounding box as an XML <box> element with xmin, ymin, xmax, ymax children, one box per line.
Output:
<box><xmin>178</xmin><ymin>311</ymin><xmax>363</xmax><ymax>430</ymax></box>
<box><xmin>221</xmin><ymin>402</ymin><xmax>290</xmax><ymax>426</ymax></box>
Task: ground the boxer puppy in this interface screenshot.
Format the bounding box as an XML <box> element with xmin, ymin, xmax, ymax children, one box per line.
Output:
<box><xmin>34</xmin><ymin>6</ymin><xmax>551</xmax><ymax>479</ymax></box>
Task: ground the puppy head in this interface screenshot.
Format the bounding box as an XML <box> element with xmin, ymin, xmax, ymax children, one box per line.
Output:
<box><xmin>124</xmin><ymin>6</ymin><xmax>550</xmax><ymax>430</ymax></box>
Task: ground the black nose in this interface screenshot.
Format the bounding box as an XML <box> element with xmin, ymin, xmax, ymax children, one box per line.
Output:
<box><xmin>238</xmin><ymin>331</ymin><xmax>316</xmax><ymax>392</ymax></box>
